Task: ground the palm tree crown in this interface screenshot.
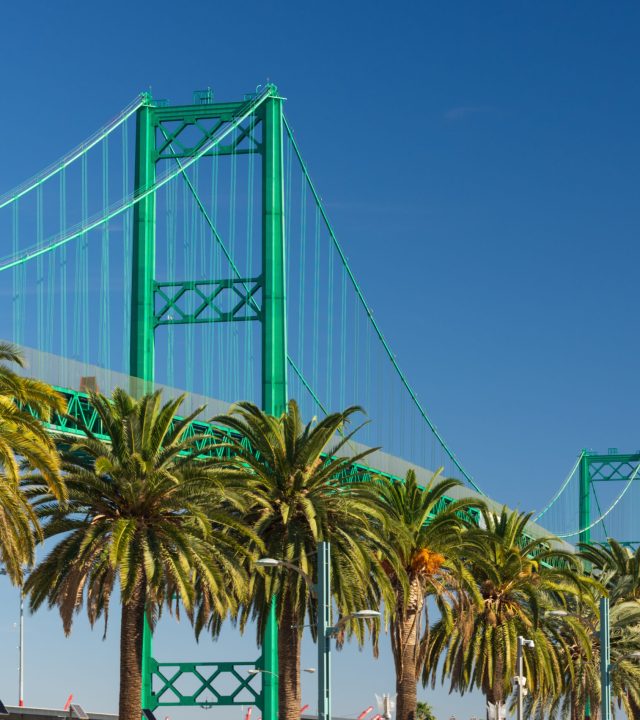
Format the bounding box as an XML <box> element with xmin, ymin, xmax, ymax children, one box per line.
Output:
<box><xmin>210</xmin><ymin>400</ymin><xmax>391</xmax><ymax>720</ymax></box>
<box><xmin>26</xmin><ymin>389</ymin><xmax>255</xmax><ymax>720</ymax></box>
<box><xmin>374</xmin><ymin>469</ymin><xmax>479</xmax><ymax>720</ymax></box>
<box><xmin>429</xmin><ymin>507</ymin><xmax>589</xmax><ymax>711</ymax></box>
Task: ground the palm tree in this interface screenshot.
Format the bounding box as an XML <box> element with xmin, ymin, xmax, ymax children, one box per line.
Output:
<box><xmin>530</xmin><ymin>593</ymin><xmax>640</xmax><ymax>720</ymax></box>
<box><xmin>25</xmin><ymin>389</ymin><xmax>256</xmax><ymax>720</ymax></box>
<box><xmin>522</xmin><ymin>592</ymin><xmax>597</xmax><ymax>720</ymax></box>
<box><xmin>373</xmin><ymin>469</ymin><xmax>479</xmax><ymax>720</ymax></box>
<box><xmin>0</xmin><ymin>342</ymin><xmax>65</xmax><ymax>583</ymax></box>
<box><xmin>208</xmin><ymin>400</ymin><xmax>392</xmax><ymax>720</ymax></box>
<box><xmin>575</xmin><ymin>540</ymin><xmax>640</xmax><ymax>718</ymax></box>
<box><xmin>428</xmin><ymin>507</ymin><xmax>589</xmax><ymax>714</ymax></box>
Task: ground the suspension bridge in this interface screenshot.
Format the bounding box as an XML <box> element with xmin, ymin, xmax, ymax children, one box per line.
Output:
<box><xmin>0</xmin><ymin>84</ymin><xmax>637</xmax><ymax>717</ymax></box>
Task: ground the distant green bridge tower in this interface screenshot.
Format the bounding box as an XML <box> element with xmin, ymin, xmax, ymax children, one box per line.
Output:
<box><xmin>578</xmin><ymin>450</ymin><xmax>640</xmax><ymax>547</ymax></box>
<box><xmin>130</xmin><ymin>85</ymin><xmax>286</xmax><ymax>720</ymax></box>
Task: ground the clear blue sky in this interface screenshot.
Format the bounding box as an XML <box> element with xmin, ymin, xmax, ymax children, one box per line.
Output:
<box><xmin>0</xmin><ymin>1</ymin><xmax>639</xmax><ymax>718</ymax></box>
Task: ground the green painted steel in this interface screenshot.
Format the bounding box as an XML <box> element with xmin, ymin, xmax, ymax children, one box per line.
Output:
<box><xmin>578</xmin><ymin>451</ymin><xmax>640</xmax><ymax>547</ymax></box>
<box><xmin>130</xmin><ymin>94</ymin><xmax>158</xmax><ymax>712</ymax></box>
<box><xmin>154</xmin><ymin>277</ymin><xmax>262</xmax><ymax>326</ymax></box>
<box><xmin>126</xmin><ymin>86</ymin><xmax>286</xmax><ymax>719</ymax></box>
<box><xmin>147</xmin><ymin>660</ymin><xmax>261</xmax><ymax>710</ymax></box>
<box><xmin>141</xmin><ymin>611</ymin><xmax>153</xmax><ymax>710</ymax></box>
<box><xmin>600</xmin><ymin>596</ymin><xmax>611</xmax><ymax>720</ymax></box>
<box><xmin>130</xmin><ymin>95</ymin><xmax>157</xmax><ymax>386</ymax></box>
<box><xmin>579</xmin><ymin>451</ymin><xmax>591</xmax><ymax>546</ymax></box>
<box><xmin>261</xmin><ymin>601</ymin><xmax>279</xmax><ymax>720</ymax></box>
<box><xmin>261</xmin><ymin>91</ymin><xmax>288</xmax><ymax>416</ymax></box>
<box><xmin>38</xmin><ymin>386</ymin><xmax>439</xmax><ymax>486</ymax></box>
<box><xmin>259</xmin><ymin>87</ymin><xmax>287</xmax><ymax>720</ymax></box>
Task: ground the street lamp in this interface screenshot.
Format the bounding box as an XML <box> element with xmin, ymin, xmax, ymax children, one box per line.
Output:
<box><xmin>256</xmin><ymin>541</ymin><xmax>380</xmax><ymax>720</ymax></box>
<box><xmin>512</xmin><ymin>636</ymin><xmax>534</xmax><ymax>720</ymax></box>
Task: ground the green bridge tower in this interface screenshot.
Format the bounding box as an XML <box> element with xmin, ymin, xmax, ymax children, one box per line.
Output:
<box><xmin>130</xmin><ymin>85</ymin><xmax>286</xmax><ymax>720</ymax></box>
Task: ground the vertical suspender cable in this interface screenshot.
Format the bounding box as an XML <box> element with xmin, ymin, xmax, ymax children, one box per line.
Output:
<box><xmin>312</xmin><ymin>206</ymin><xmax>321</xmax><ymax>404</ymax></box>
<box><xmin>166</xmin><ymin>179</ymin><xmax>177</xmax><ymax>388</ymax></box>
<box><xmin>211</xmin><ymin>146</ymin><xmax>221</xmax><ymax>398</ymax></box>
<box><xmin>184</xmin><ymin>165</ymin><xmax>194</xmax><ymax>392</ymax></box>
<box><xmin>298</xmin><ymin>161</ymin><xmax>307</xmax><ymax>376</ymax></box>
<box><xmin>228</xmin><ymin>127</ymin><xmax>238</xmax><ymax>400</ymax></box>
<box><xmin>196</xmin><ymin>160</ymin><xmax>207</xmax><ymax>394</ymax></box>
<box><xmin>46</xmin><ymin>196</ymin><xmax>56</xmax><ymax>353</ymax></box>
<box><xmin>11</xmin><ymin>201</ymin><xmax>23</xmax><ymax>346</ymax></box>
<box><xmin>283</xmin><ymin>116</ymin><xmax>482</xmax><ymax>493</ymax></box>
<box><xmin>326</xmin><ymin>241</ymin><xmax>334</xmax><ymax>406</ymax></box>
<box><xmin>122</xmin><ymin>118</ymin><xmax>132</xmax><ymax>374</ymax></box>
<box><xmin>101</xmin><ymin>136</ymin><xmax>111</xmax><ymax>369</ymax></box>
<box><xmin>339</xmin><ymin>269</ymin><xmax>347</xmax><ymax>409</ymax></box>
<box><xmin>245</xmin><ymin>121</ymin><xmax>256</xmax><ymax>402</ymax></box>
<box><xmin>60</xmin><ymin>169</ymin><xmax>67</xmax><ymax>358</ymax></box>
<box><xmin>36</xmin><ymin>187</ymin><xmax>44</xmax><ymax>362</ymax></box>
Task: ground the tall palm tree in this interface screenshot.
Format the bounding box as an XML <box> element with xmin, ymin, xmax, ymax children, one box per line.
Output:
<box><xmin>575</xmin><ymin>540</ymin><xmax>640</xmax><ymax>718</ymax></box>
<box><xmin>25</xmin><ymin>389</ymin><xmax>256</xmax><ymax>720</ymax></box>
<box><xmin>373</xmin><ymin>469</ymin><xmax>479</xmax><ymax>720</ymax></box>
<box><xmin>0</xmin><ymin>342</ymin><xmax>65</xmax><ymax>583</ymax></box>
<box><xmin>428</xmin><ymin>507</ymin><xmax>589</xmax><ymax>714</ymax></box>
<box><xmin>208</xmin><ymin>400</ymin><xmax>392</xmax><ymax>720</ymax></box>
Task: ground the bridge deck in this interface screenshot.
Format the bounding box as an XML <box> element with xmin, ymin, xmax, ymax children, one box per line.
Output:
<box><xmin>13</xmin><ymin>343</ymin><xmax>572</xmax><ymax>554</ymax></box>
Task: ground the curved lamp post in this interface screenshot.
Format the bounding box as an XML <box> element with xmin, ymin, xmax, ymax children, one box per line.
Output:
<box><xmin>257</xmin><ymin>542</ymin><xmax>380</xmax><ymax>720</ymax></box>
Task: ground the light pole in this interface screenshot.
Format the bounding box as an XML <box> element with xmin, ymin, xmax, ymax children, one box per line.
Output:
<box><xmin>513</xmin><ymin>636</ymin><xmax>534</xmax><ymax>720</ymax></box>
<box><xmin>257</xmin><ymin>541</ymin><xmax>380</xmax><ymax>720</ymax></box>
<box><xmin>0</xmin><ymin>569</ymin><xmax>25</xmax><ymax>707</ymax></box>
<box><xmin>19</xmin><ymin>589</ymin><xmax>24</xmax><ymax>707</ymax></box>
<box><xmin>546</xmin><ymin>601</ymin><xmax>640</xmax><ymax>720</ymax></box>
<box><xmin>600</xmin><ymin>597</ymin><xmax>610</xmax><ymax>720</ymax></box>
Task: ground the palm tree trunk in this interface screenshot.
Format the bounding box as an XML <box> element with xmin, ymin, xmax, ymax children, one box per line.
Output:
<box><xmin>486</xmin><ymin>651</ymin><xmax>505</xmax><ymax>720</ymax></box>
<box><xmin>393</xmin><ymin>606</ymin><xmax>420</xmax><ymax>720</ymax></box>
<box><xmin>118</xmin><ymin>582</ymin><xmax>146</xmax><ymax>720</ymax></box>
<box><xmin>278</xmin><ymin>597</ymin><xmax>301</xmax><ymax>720</ymax></box>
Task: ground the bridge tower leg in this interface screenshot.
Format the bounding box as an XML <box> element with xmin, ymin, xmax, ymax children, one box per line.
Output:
<box><xmin>578</xmin><ymin>451</ymin><xmax>591</xmax><ymax>547</ymax></box>
<box><xmin>130</xmin><ymin>95</ymin><xmax>156</xmax><ymax>387</ymax></box>
<box><xmin>260</xmin><ymin>91</ymin><xmax>287</xmax><ymax>720</ymax></box>
<box><xmin>130</xmin><ymin>94</ymin><xmax>157</xmax><ymax>713</ymax></box>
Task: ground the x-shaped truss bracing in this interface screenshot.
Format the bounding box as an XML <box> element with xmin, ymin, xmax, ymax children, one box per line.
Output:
<box><xmin>149</xmin><ymin>660</ymin><xmax>262</xmax><ymax>709</ymax></box>
<box><xmin>154</xmin><ymin>277</ymin><xmax>262</xmax><ymax>326</ymax></box>
<box><xmin>155</xmin><ymin>113</ymin><xmax>262</xmax><ymax>160</ymax></box>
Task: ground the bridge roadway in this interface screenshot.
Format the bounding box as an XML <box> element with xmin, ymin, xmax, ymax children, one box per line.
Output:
<box><xmin>14</xmin><ymin>344</ymin><xmax>571</xmax><ymax>553</ymax></box>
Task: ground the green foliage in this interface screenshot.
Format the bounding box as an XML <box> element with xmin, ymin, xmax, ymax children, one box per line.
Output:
<box><xmin>0</xmin><ymin>342</ymin><xmax>65</xmax><ymax>583</ymax></box>
<box><xmin>208</xmin><ymin>399</ymin><xmax>393</xmax><ymax>643</ymax></box>
<box><xmin>25</xmin><ymin>388</ymin><xmax>255</xmax><ymax>633</ymax></box>
<box><xmin>373</xmin><ymin>468</ymin><xmax>480</xmax><ymax>719</ymax></box>
<box><xmin>415</xmin><ymin>700</ymin><xmax>437</xmax><ymax>720</ymax></box>
<box><xmin>428</xmin><ymin>507</ymin><xmax>592</xmax><ymax>709</ymax></box>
